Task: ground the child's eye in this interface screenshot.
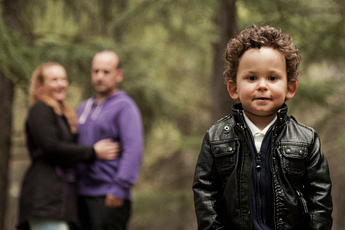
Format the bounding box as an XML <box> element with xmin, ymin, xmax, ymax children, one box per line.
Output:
<box><xmin>247</xmin><ymin>76</ymin><xmax>256</xmax><ymax>81</ymax></box>
<box><xmin>268</xmin><ymin>76</ymin><xmax>277</xmax><ymax>81</ymax></box>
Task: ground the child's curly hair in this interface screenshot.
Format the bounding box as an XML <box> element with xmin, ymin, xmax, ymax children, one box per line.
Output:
<box><xmin>223</xmin><ymin>25</ymin><xmax>302</xmax><ymax>83</ymax></box>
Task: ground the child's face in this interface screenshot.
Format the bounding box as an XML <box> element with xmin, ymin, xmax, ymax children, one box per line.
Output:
<box><xmin>227</xmin><ymin>47</ymin><xmax>297</xmax><ymax>123</ymax></box>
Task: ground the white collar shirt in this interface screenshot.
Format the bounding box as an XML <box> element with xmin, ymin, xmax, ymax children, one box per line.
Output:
<box><xmin>243</xmin><ymin>113</ymin><xmax>277</xmax><ymax>153</ymax></box>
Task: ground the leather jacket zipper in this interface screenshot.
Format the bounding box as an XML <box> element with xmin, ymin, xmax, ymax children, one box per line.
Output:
<box><xmin>270</xmin><ymin>128</ymin><xmax>276</xmax><ymax>229</ymax></box>
<box><xmin>236</xmin><ymin>123</ymin><xmax>253</xmax><ymax>225</ymax></box>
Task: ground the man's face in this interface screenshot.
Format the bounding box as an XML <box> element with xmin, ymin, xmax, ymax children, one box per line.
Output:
<box><xmin>227</xmin><ymin>47</ymin><xmax>297</xmax><ymax>124</ymax></box>
<box><xmin>91</xmin><ymin>53</ymin><xmax>123</xmax><ymax>100</ymax></box>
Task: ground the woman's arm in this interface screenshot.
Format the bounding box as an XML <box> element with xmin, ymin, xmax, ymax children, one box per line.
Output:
<box><xmin>27</xmin><ymin>101</ymin><xmax>118</xmax><ymax>165</ymax></box>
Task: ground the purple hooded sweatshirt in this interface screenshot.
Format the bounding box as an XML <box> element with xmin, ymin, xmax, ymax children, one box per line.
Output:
<box><xmin>76</xmin><ymin>90</ymin><xmax>143</xmax><ymax>200</ymax></box>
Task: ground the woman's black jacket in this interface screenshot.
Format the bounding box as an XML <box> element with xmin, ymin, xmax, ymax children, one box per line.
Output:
<box><xmin>17</xmin><ymin>101</ymin><xmax>96</xmax><ymax>229</ymax></box>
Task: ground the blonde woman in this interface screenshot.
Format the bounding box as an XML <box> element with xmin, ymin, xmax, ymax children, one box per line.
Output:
<box><xmin>17</xmin><ymin>62</ymin><xmax>119</xmax><ymax>230</ymax></box>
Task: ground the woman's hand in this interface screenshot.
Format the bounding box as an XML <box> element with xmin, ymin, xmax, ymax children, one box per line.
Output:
<box><xmin>105</xmin><ymin>194</ymin><xmax>124</xmax><ymax>208</ymax></box>
<box><xmin>93</xmin><ymin>139</ymin><xmax>121</xmax><ymax>160</ymax></box>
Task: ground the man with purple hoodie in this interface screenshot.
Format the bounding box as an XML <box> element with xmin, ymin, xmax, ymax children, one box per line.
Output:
<box><xmin>76</xmin><ymin>50</ymin><xmax>143</xmax><ymax>230</ymax></box>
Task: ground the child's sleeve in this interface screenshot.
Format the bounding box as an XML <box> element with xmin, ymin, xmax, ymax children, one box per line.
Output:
<box><xmin>192</xmin><ymin>132</ymin><xmax>224</xmax><ymax>229</ymax></box>
<box><xmin>305</xmin><ymin>132</ymin><xmax>333</xmax><ymax>229</ymax></box>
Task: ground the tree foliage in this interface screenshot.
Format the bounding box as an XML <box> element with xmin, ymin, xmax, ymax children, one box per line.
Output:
<box><xmin>238</xmin><ymin>0</ymin><xmax>345</xmax><ymax>64</ymax></box>
<box><xmin>5</xmin><ymin>0</ymin><xmax>218</xmax><ymax>136</ymax></box>
<box><xmin>0</xmin><ymin>20</ymin><xmax>34</xmax><ymax>88</ymax></box>
<box><xmin>2</xmin><ymin>0</ymin><xmax>344</xmax><ymax>137</ymax></box>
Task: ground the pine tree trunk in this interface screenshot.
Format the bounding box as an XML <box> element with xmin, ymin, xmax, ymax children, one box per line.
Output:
<box><xmin>0</xmin><ymin>0</ymin><xmax>21</xmax><ymax>229</ymax></box>
<box><xmin>211</xmin><ymin>0</ymin><xmax>238</xmax><ymax>121</ymax></box>
<box><xmin>0</xmin><ymin>73</ymin><xmax>14</xmax><ymax>230</ymax></box>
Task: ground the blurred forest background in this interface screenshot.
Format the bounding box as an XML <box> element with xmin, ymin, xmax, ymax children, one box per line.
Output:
<box><xmin>1</xmin><ymin>0</ymin><xmax>345</xmax><ymax>229</ymax></box>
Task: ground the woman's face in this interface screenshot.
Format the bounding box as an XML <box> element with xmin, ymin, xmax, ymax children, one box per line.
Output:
<box><xmin>39</xmin><ymin>65</ymin><xmax>68</xmax><ymax>102</ymax></box>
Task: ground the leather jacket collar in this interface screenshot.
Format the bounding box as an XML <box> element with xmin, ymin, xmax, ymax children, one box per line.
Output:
<box><xmin>231</xmin><ymin>103</ymin><xmax>288</xmax><ymax>129</ymax></box>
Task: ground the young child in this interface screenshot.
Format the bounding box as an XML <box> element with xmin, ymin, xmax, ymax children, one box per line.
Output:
<box><xmin>193</xmin><ymin>25</ymin><xmax>333</xmax><ymax>230</ymax></box>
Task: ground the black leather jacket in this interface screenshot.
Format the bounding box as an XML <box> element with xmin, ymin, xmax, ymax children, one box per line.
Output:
<box><xmin>193</xmin><ymin>104</ymin><xmax>332</xmax><ymax>230</ymax></box>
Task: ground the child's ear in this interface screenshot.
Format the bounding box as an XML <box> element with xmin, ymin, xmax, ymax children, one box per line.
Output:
<box><xmin>227</xmin><ymin>80</ymin><xmax>239</xmax><ymax>100</ymax></box>
<box><xmin>286</xmin><ymin>80</ymin><xmax>298</xmax><ymax>100</ymax></box>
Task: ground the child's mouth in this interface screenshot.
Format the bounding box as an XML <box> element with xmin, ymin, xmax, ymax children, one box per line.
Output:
<box><xmin>254</xmin><ymin>97</ymin><xmax>271</xmax><ymax>102</ymax></box>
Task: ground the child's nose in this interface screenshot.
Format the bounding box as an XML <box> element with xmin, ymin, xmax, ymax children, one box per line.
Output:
<box><xmin>257</xmin><ymin>79</ymin><xmax>268</xmax><ymax>91</ymax></box>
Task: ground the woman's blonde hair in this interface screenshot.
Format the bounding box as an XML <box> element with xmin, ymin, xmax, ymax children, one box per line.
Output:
<box><xmin>29</xmin><ymin>62</ymin><xmax>77</xmax><ymax>133</ymax></box>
